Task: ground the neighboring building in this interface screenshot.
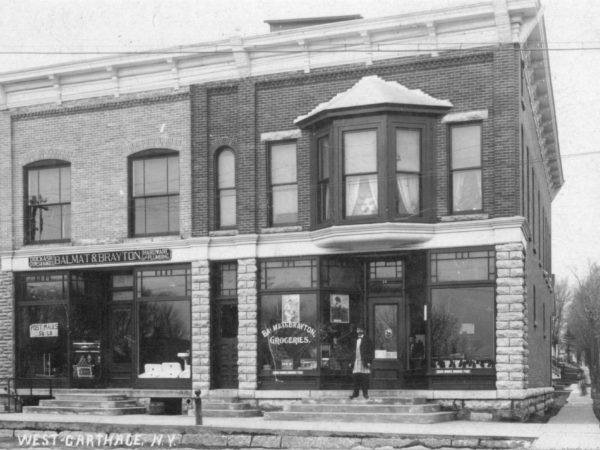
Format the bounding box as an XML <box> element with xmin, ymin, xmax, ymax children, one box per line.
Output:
<box><xmin>0</xmin><ymin>0</ymin><xmax>562</xmax><ymax>420</ymax></box>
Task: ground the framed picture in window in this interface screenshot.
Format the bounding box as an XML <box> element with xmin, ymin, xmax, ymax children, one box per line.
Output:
<box><xmin>330</xmin><ymin>294</ymin><xmax>349</xmax><ymax>323</ymax></box>
<box><xmin>282</xmin><ymin>294</ymin><xmax>300</xmax><ymax>323</ymax></box>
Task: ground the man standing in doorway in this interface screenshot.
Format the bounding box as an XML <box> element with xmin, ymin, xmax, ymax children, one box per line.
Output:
<box><xmin>349</xmin><ymin>326</ymin><xmax>374</xmax><ymax>400</ymax></box>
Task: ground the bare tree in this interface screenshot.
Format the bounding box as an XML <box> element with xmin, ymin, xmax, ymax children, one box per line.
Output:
<box><xmin>552</xmin><ymin>278</ymin><xmax>571</xmax><ymax>358</ymax></box>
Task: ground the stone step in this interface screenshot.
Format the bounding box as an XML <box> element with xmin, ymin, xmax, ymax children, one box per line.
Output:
<box><xmin>22</xmin><ymin>405</ymin><xmax>147</xmax><ymax>415</ymax></box>
<box><xmin>203</xmin><ymin>401</ymin><xmax>256</xmax><ymax>411</ymax></box>
<box><xmin>201</xmin><ymin>408</ymin><xmax>262</xmax><ymax>418</ymax></box>
<box><xmin>38</xmin><ymin>399</ymin><xmax>140</xmax><ymax>408</ymax></box>
<box><xmin>52</xmin><ymin>393</ymin><xmax>129</xmax><ymax>402</ymax></box>
<box><xmin>302</xmin><ymin>396</ymin><xmax>428</xmax><ymax>405</ymax></box>
<box><xmin>264</xmin><ymin>410</ymin><xmax>455</xmax><ymax>424</ymax></box>
<box><xmin>286</xmin><ymin>402</ymin><xmax>441</xmax><ymax>414</ymax></box>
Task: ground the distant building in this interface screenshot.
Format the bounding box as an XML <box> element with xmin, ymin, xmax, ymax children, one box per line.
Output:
<box><xmin>0</xmin><ymin>0</ymin><xmax>562</xmax><ymax>420</ymax></box>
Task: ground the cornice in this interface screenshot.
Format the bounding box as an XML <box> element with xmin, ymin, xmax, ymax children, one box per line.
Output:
<box><xmin>0</xmin><ymin>0</ymin><xmax>540</xmax><ymax>111</ymax></box>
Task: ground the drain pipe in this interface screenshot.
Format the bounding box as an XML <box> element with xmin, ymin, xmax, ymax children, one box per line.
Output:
<box><xmin>194</xmin><ymin>390</ymin><xmax>202</xmax><ymax>425</ymax></box>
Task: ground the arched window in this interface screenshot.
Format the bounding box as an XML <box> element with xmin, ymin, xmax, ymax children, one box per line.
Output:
<box><xmin>25</xmin><ymin>160</ymin><xmax>71</xmax><ymax>243</ymax></box>
<box><xmin>216</xmin><ymin>148</ymin><xmax>236</xmax><ymax>228</ymax></box>
<box><xmin>130</xmin><ymin>149</ymin><xmax>179</xmax><ymax>236</ymax></box>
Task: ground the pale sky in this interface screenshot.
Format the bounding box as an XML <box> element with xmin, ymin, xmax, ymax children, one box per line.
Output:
<box><xmin>0</xmin><ymin>0</ymin><xmax>597</xmax><ymax>286</ymax></box>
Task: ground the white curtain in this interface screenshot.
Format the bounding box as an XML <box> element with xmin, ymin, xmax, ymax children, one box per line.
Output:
<box><xmin>397</xmin><ymin>174</ymin><xmax>419</xmax><ymax>215</ymax></box>
<box><xmin>453</xmin><ymin>170</ymin><xmax>482</xmax><ymax>212</ymax></box>
<box><xmin>346</xmin><ymin>176</ymin><xmax>361</xmax><ymax>216</ymax></box>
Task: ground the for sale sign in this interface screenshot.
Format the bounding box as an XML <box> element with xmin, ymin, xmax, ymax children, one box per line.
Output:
<box><xmin>30</xmin><ymin>322</ymin><xmax>59</xmax><ymax>338</ymax></box>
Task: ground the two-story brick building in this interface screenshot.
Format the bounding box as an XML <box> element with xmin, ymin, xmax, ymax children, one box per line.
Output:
<box><xmin>0</xmin><ymin>0</ymin><xmax>562</xmax><ymax>420</ymax></box>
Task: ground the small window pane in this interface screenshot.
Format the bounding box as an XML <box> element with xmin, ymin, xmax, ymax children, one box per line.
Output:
<box><xmin>374</xmin><ymin>304</ymin><xmax>398</xmax><ymax>359</ymax></box>
<box><xmin>344</xmin><ymin>130</ymin><xmax>377</xmax><ymax>174</ymax></box>
<box><xmin>272</xmin><ymin>185</ymin><xmax>298</xmax><ymax>224</ymax></box>
<box><xmin>271</xmin><ymin>143</ymin><xmax>297</xmax><ymax>184</ymax></box>
<box><xmin>396</xmin><ymin>129</ymin><xmax>420</xmax><ymax>172</ymax></box>
<box><xmin>453</xmin><ymin>169</ymin><xmax>482</xmax><ymax>212</ymax></box>
<box><xmin>144</xmin><ymin>158</ymin><xmax>168</xmax><ymax>195</ymax></box>
<box><xmin>218</xmin><ymin>150</ymin><xmax>235</xmax><ymax>189</ymax></box>
<box><xmin>318</xmin><ymin>137</ymin><xmax>329</xmax><ymax>180</ymax></box>
<box><xmin>145</xmin><ymin>196</ymin><xmax>169</xmax><ymax>234</ymax></box>
<box><xmin>168</xmin><ymin>196</ymin><xmax>179</xmax><ymax>233</ymax></box>
<box><xmin>346</xmin><ymin>174</ymin><xmax>378</xmax><ymax>216</ymax></box>
<box><xmin>451</xmin><ymin>125</ymin><xmax>481</xmax><ymax>169</ymax></box>
<box><xmin>38</xmin><ymin>168</ymin><xmax>61</xmax><ymax>204</ymax></box>
<box><xmin>132</xmin><ymin>160</ymin><xmax>145</xmax><ymax>197</ymax></box>
<box><xmin>167</xmin><ymin>156</ymin><xmax>179</xmax><ymax>194</ymax></box>
<box><xmin>134</xmin><ymin>198</ymin><xmax>146</xmax><ymax>235</ymax></box>
<box><xmin>219</xmin><ymin>189</ymin><xmax>236</xmax><ymax>227</ymax></box>
<box><xmin>397</xmin><ymin>174</ymin><xmax>419</xmax><ymax>215</ymax></box>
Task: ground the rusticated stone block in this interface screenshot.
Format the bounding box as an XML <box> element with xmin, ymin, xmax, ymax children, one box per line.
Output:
<box><xmin>251</xmin><ymin>434</ymin><xmax>282</xmax><ymax>448</ymax></box>
<box><xmin>227</xmin><ymin>434</ymin><xmax>252</xmax><ymax>447</ymax></box>
<box><xmin>281</xmin><ymin>436</ymin><xmax>360</xmax><ymax>449</ymax></box>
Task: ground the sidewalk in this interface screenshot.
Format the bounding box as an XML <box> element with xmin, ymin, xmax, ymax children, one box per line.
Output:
<box><xmin>532</xmin><ymin>384</ymin><xmax>600</xmax><ymax>449</ymax></box>
<box><xmin>0</xmin><ymin>384</ymin><xmax>597</xmax><ymax>449</ymax></box>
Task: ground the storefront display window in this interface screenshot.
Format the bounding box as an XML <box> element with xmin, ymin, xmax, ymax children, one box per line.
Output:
<box><xmin>430</xmin><ymin>287</ymin><xmax>495</xmax><ymax>372</ymax></box>
<box><xmin>137</xmin><ymin>267</ymin><xmax>191</xmax><ymax>379</ymax></box>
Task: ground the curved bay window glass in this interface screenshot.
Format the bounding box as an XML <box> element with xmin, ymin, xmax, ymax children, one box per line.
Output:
<box><xmin>130</xmin><ymin>149</ymin><xmax>179</xmax><ymax>236</ymax></box>
<box><xmin>429</xmin><ymin>249</ymin><xmax>495</xmax><ymax>384</ymax></box>
<box><xmin>137</xmin><ymin>267</ymin><xmax>191</xmax><ymax>380</ymax></box>
<box><xmin>16</xmin><ymin>274</ymin><xmax>69</xmax><ymax>383</ymax></box>
<box><xmin>25</xmin><ymin>160</ymin><xmax>71</xmax><ymax>243</ymax></box>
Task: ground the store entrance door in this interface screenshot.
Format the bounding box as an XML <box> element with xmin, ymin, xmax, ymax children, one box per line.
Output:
<box><xmin>368</xmin><ymin>297</ymin><xmax>405</xmax><ymax>389</ymax></box>
<box><xmin>211</xmin><ymin>299</ymin><xmax>239</xmax><ymax>388</ymax></box>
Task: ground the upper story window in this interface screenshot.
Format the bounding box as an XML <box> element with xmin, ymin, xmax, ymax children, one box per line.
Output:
<box><xmin>295</xmin><ymin>76</ymin><xmax>451</xmax><ymax>228</ymax></box>
<box><xmin>216</xmin><ymin>148</ymin><xmax>236</xmax><ymax>228</ymax></box>
<box><xmin>130</xmin><ymin>149</ymin><xmax>179</xmax><ymax>237</ymax></box>
<box><xmin>25</xmin><ymin>160</ymin><xmax>71</xmax><ymax>243</ymax></box>
<box><xmin>450</xmin><ymin>123</ymin><xmax>482</xmax><ymax>213</ymax></box>
<box><xmin>269</xmin><ymin>141</ymin><xmax>298</xmax><ymax>225</ymax></box>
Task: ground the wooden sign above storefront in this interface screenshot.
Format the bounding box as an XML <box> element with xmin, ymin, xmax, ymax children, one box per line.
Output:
<box><xmin>28</xmin><ymin>248</ymin><xmax>172</xmax><ymax>268</ymax></box>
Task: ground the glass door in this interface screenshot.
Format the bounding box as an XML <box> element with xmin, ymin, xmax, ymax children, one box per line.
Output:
<box><xmin>368</xmin><ymin>297</ymin><xmax>405</xmax><ymax>388</ymax></box>
<box><xmin>107</xmin><ymin>273</ymin><xmax>134</xmax><ymax>387</ymax></box>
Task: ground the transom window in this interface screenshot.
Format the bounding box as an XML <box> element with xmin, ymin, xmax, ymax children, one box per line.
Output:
<box><xmin>269</xmin><ymin>141</ymin><xmax>298</xmax><ymax>225</ymax></box>
<box><xmin>451</xmin><ymin>124</ymin><xmax>482</xmax><ymax>213</ymax></box>
<box><xmin>130</xmin><ymin>150</ymin><xmax>179</xmax><ymax>236</ymax></box>
<box><xmin>25</xmin><ymin>160</ymin><xmax>71</xmax><ymax>243</ymax></box>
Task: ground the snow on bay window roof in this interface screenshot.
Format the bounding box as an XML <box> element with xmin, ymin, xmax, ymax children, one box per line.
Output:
<box><xmin>294</xmin><ymin>75</ymin><xmax>453</xmax><ymax>126</ymax></box>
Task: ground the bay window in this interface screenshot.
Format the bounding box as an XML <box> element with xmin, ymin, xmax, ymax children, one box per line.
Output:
<box><xmin>396</xmin><ymin>128</ymin><xmax>421</xmax><ymax>216</ymax></box>
<box><xmin>343</xmin><ymin>130</ymin><xmax>378</xmax><ymax>217</ymax></box>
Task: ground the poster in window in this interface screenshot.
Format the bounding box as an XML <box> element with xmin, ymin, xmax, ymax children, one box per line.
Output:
<box><xmin>330</xmin><ymin>294</ymin><xmax>349</xmax><ymax>323</ymax></box>
<box><xmin>282</xmin><ymin>294</ymin><xmax>300</xmax><ymax>323</ymax></box>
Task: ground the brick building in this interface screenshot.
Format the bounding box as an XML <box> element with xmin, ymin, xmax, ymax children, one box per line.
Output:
<box><xmin>0</xmin><ymin>0</ymin><xmax>562</xmax><ymax>420</ymax></box>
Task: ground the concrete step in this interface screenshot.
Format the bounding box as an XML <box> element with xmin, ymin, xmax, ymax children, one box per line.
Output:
<box><xmin>264</xmin><ymin>410</ymin><xmax>455</xmax><ymax>424</ymax></box>
<box><xmin>201</xmin><ymin>408</ymin><xmax>262</xmax><ymax>418</ymax></box>
<box><xmin>38</xmin><ymin>399</ymin><xmax>140</xmax><ymax>408</ymax></box>
<box><xmin>203</xmin><ymin>402</ymin><xmax>256</xmax><ymax>411</ymax></box>
<box><xmin>22</xmin><ymin>405</ymin><xmax>147</xmax><ymax>415</ymax></box>
<box><xmin>52</xmin><ymin>393</ymin><xmax>129</xmax><ymax>402</ymax></box>
<box><xmin>303</xmin><ymin>396</ymin><xmax>428</xmax><ymax>405</ymax></box>
<box><xmin>286</xmin><ymin>402</ymin><xmax>441</xmax><ymax>414</ymax></box>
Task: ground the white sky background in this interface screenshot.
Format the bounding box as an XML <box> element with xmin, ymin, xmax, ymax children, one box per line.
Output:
<box><xmin>0</xmin><ymin>0</ymin><xmax>597</xmax><ymax>286</ymax></box>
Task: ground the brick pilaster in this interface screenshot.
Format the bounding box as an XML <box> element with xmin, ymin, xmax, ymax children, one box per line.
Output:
<box><xmin>237</xmin><ymin>258</ymin><xmax>258</xmax><ymax>391</ymax></box>
<box><xmin>495</xmin><ymin>243</ymin><xmax>528</xmax><ymax>392</ymax></box>
<box><xmin>0</xmin><ymin>271</ymin><xmax>14</xmax><ymax>379</ymax></box>
<box><xmin>191</xmin><ymin>260</ymin><xmax>210</xmax><ymax>391</ymax></box>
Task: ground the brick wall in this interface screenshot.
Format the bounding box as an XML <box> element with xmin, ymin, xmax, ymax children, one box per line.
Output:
<box><xmin>0</xmin><ymin>271</ymin><xmax>14</xmax><ymax>379</ymax></box>
<box><xmin>5</xmin><ymin>92</ymin><xmax>191</xmax><ymax>249</ymax></box>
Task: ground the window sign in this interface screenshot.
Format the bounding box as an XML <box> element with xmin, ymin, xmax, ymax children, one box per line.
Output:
<box><xmin>30</xmin><ymin>322</ymin><xmax>59</xmax><ymax>338</ymax></box>
<box><xmin>282</xmin><ymin>294</ymin><xmax>300</xmax><ymax>322</ymax></box>
<box><xmin>330</xmin><ymin>294</ymin><xmax>349</xmax><ymax>323</ymax></box>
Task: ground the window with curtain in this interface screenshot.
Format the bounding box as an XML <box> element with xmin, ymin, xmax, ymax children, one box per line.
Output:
<box><xmin>26</xmin><ymin>160</ymin><xmax>71</xmax><ymax>243</ymax></box>
<box><xmin>269</xmin><ymin>141</ymin><xmax>298</xmax><ymax>225</ymax></box>
<box><xmin>317</xmin><ymin>136</ymin><xmax>330</xmax><ymax>223</ymax></box>
<box><xmin>130</xmin><ymin>150</ymin><xmax>179</xmax><ymax>236</ymax></box>
<box><xmin>396</xmin><ymin>128</ymin><xmax>421</xmax><ymax>216</ymax></box>
<box><xmin>451</xmin><ymin>124</ymin><xmax>482</xmax><ymax>213</ymax></box>
<box><xmin>343</xmin><ymin>130</ymin><xmax>378</xmax><ymax>217</ymax></box>
<box><xmin>217</xmin><ymin>148</ymin><xmax>236</xmax><ymax>228</ymax></box>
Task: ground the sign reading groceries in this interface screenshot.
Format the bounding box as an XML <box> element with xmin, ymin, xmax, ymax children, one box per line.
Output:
<box><xmin>30</xmin><ymin>323</ymin><xmax>58</xmax><ymax>338</ymax></box>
